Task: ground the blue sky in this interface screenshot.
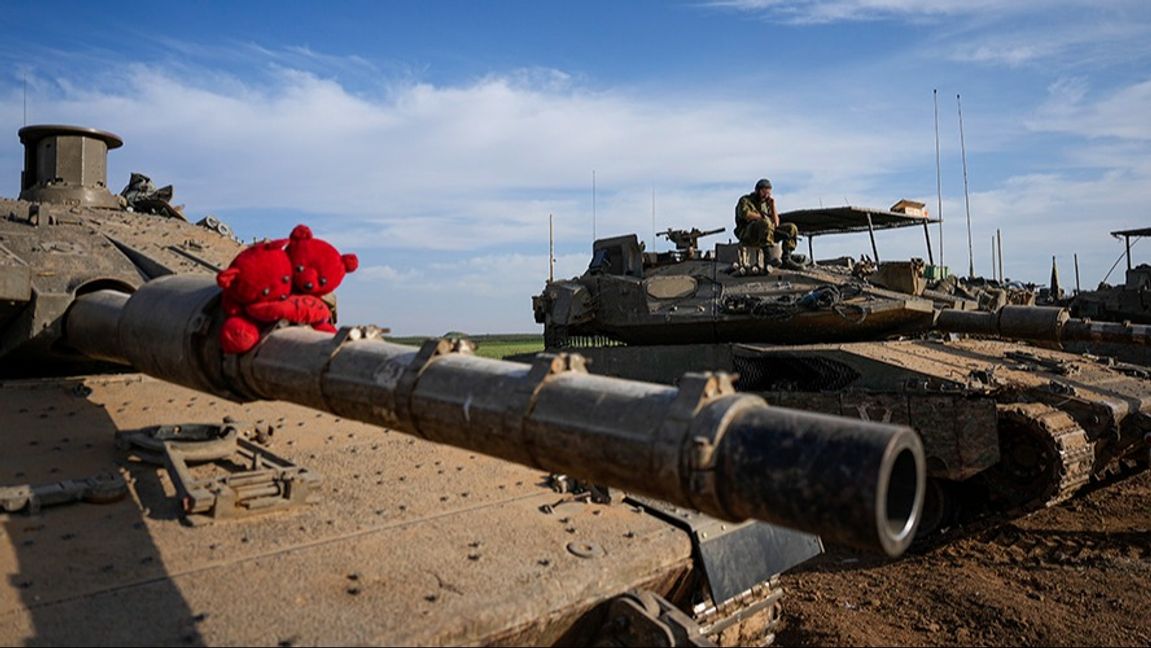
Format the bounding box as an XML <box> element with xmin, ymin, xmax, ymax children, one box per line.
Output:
<box><xmin>2</xmin><ymin>1</ymin><xmax>1149</xmax><ymax>334</ymax></box>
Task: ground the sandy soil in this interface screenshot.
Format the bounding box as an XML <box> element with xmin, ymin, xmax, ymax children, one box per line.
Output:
<box><xmin>776</xmin><ymin>470</ymin><xmax>1151</xmax><ymax>647</ymax></box>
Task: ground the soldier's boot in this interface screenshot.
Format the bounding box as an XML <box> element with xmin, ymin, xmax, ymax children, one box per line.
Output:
<box><xmin>781</xmin><ymin>256</ymin><xmax>806</xmax><ymax>271</ymax></box>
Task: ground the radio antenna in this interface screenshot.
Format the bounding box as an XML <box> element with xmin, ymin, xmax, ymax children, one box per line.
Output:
<box><xmin>591</xmin><ymin>170</ymin><xmax>597</xmax><ymax>242</ymax></box>
<box><xmin>997</xmin><ymin>228</ymin><xmax>1004</xmax><ymax>282</ymax></box>
<box><xmin>548</xmin><ymin>213</ymin><xmax>555</xmax><ymax>284</ymax></box>
<box><xmin>651</xmin><ymin>186</ymin><xmax>656</xmax><ymax>251</ymax></box>
<box><xmin>933</xmin><ymin>89</ymin><xmax>944</xmax><ymax>270</ymax></box>
<box><xmin>990</xmin><ymin>235</ymin><xmax>997</xmax><ymax>281</ymax></box>
<box><xmin>957</xmin><ymin>93</ymin><xmax>975</xmax><ymax>279</ymax></box>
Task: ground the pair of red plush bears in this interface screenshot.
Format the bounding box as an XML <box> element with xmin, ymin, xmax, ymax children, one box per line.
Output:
<box><xmin>217</xmin><ymin>224</ymin><xmax>359</xmax><ymax>354</ymax></box>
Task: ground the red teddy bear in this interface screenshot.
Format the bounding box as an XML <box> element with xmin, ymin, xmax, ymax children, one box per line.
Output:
<box><xmin>216</xmin><ymin>235</ymin><xmax>336</xmax><ymax>354</ymax></box>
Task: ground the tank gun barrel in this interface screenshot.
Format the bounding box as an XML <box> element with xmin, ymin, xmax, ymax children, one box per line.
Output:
<box><xmin>65</xmin><ymin>274</ymin><xmax>924</xmax><ymax>555</ymax></box>
<box><xmin>1061</xmin><ymin>318</ymin><xmax>1151</xmax><ymax>346</ymax></box>
<box><xmin>934</xmin><ymin>305</ymin><xmax>1150</xmax><ymax>346</ymax></box>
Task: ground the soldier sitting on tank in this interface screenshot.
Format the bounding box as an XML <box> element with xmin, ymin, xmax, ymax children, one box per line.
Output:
<box><xmin>735</xmin><ymin>178</ymin><xmax>802</xmax><ymax>270</ymax></box>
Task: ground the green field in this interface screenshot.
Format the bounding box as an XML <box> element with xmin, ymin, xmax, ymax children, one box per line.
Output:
<box><xmin>385</xmin><ymin>333</ymin><xmax>544</xmax><ymax>360</ymax></box>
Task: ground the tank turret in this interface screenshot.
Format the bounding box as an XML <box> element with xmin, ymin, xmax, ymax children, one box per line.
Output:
<box><xmin>0</xmin><ymin>124</ymin><xmax>243</xmax><ymax>377</ymax></box>
<box><xmin>534</xmin><ymin>228</ymin><xmax>1149</xmax><ymax>350</ymax></box>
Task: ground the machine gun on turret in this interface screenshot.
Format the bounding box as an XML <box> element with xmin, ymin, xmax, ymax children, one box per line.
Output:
<box><xmin>658</xmin><ymin>227</ymin><xmax>725</xmax><ymax>259</ymax></box>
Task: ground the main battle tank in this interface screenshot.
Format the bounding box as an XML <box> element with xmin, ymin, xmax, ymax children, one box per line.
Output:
<box><xmin>532</xmin><ymin>221</ymin><xmax>1151</xmax><ymax>536</ymax></box>
<box><xmin>1</xmin><ymin>126</ymin><xmax>926</xmax><ymax>646</ymax></box>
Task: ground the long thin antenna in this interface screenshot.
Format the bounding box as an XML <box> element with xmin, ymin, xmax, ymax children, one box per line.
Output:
<box><xmin>957</xmin><ymin>93</ymin><xmax>975</xmax><ymax>279</ymax></box>
<box><xmin>996</xmin><ymin>228</ymin><xmax>1004</xmax><ymax>282</ymax></box>
<box><xmin>651</xmin><ymin>186</ymin><xmax>656</xmax><ymax>251</ymax></box>
<box><xmin>990</xmin><ymin>235</ymin><xmax>997</xmax><ymax>281</ymax></box>
<box><xmin>548</xmin><ymin>213</ymin><xmax>555</xmax><ymax>284</ymax></box>
<box><xmin>1074</xmin><ymin>253</ymin><xmax>1081</xmax><ymax>294</ymax></box>
<box><xmin>933</xmin><ymin>89</ymin><xmax>944</xmax><ymax>270</ymax></box>
<box><xmin>591</xmin><ymin>170</ymin><xmax>597</xmax><ymax>242</ymax></box>
<box><xmin>23</xmin><ymin>72</ymin><xmax>28</xmax><ymax>126</ymax></box>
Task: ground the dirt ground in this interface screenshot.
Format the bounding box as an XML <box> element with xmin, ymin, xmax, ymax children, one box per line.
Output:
<box><xmin>775</xmin><ymin>470</ymin><xmax>1151</xmax><ymax>647</ymax></box>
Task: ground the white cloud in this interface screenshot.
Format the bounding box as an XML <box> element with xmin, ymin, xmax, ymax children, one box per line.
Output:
<box><xmin>710</xmin><ymin>0</ymin><xmax>1130</xmax><ymax>24</ymax></box>
<box><xmin>709</xmin><ymin>0</ymin><xmax>1077</xmax><ymax>24</ymax></box>
<box><xmin>944</xmin><ymin>19</ymin><xmax>1151</xmax><ymax>69</ymax></box>
<box><xmin>711</xmin><ymin>1</ymin><xmax>1151</xmax><ymax>71</ymax></box>
<box><xmin>1028</xmin><ymin>77</ymin><xmax>1151</xmax><ymax>140</ymax></box>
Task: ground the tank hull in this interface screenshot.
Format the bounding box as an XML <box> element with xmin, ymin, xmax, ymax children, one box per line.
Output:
<box><xmin>546</xmin><ymin>338</ymin><xmax>1151</xmax><ymax>534</ymax></box>
<box><xmin>1</xmin><ymin>373</ymin><xmax>699</xmax><ymax>645</ymax></box>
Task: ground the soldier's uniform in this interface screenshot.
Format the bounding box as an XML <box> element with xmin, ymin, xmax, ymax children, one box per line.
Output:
<box><xmin>734</xmin><ymin>192</ymin><xmax>798</xmax><ymax>254</ymax></box>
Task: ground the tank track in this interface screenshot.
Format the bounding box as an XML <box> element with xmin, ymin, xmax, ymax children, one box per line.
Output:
<box><xmin>990</xmin><ymin>403</ymin><xmax>1095</xmax><ymax>510</ymax></box>
<box><xmin>911</xmin><ymin>405</ymin><xmax>1137</xmax><ymax>549</ymax></box>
